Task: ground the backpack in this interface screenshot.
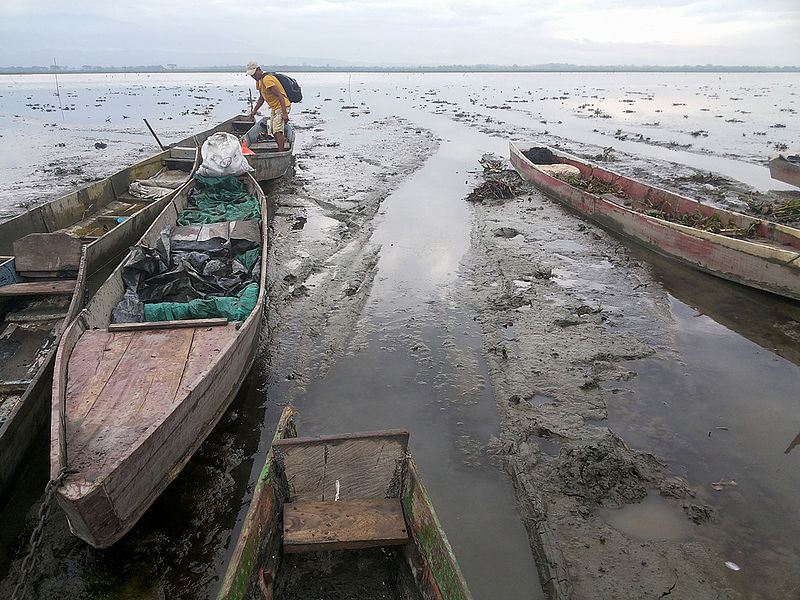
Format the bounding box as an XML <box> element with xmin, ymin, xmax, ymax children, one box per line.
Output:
<box><xmin>270</xmin><ymin>72</ymin><xmax>302</xmax><ymax>103</ymax></box>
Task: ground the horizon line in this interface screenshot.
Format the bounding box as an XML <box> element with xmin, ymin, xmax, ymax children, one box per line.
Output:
<box><xmin>1</xmin><ymin>63</ymin><xmax>798</xmax><ymax>74</ymax></box>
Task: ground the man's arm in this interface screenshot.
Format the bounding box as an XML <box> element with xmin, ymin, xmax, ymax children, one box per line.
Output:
<box><xmin>249</xmin><ymin>95</ymin><xmax>265</xmax><ymax>120</ymax></box>
<box><xmin>267</xmin><ymin>85</ymin><xmax>289</xmax><ymax>123</ymax></box>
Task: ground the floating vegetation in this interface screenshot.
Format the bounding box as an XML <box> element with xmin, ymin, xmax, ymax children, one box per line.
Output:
<box><xmin>746</xmin><ymin>196</ymin><xmax>800</xmax><ymax>224</ymax></box>
<box><xmin>466</xmin><ymin>178</ymin><xmax>516</xmax><ymax>202</ymax></box>
<box><xmin>554</xmin><ymin>173</ymin><xmax>758</xmax><ymax>238</ymax></box>
<box><xmin>559</xmin><ymin>174</ymin><xmax>629</xmax><ymax>200</ymax></box>
<box><xmin>644</xmin><ymin>207</ymin><xmax>757</xmax><ymax>238</ymax></box>
<box><xmin>678</xmin><ymin>172</ymin><xmax>730</xmax><ymax>186</ymax></box>
<box><xmin>466</xmin><ymin>156</ymin><xmax>520</xmax><ymax>202</ymax></box>
<box><xmin>592</xmin><ymin>147</ymin><xmax>617</xmax><ymax>162</ymax></box>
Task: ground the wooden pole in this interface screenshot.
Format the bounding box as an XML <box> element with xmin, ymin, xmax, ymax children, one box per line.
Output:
<box><xmin>143</xmin><ymin>118</ymin><xmax>167</xmax><ymax>150</ymax></box>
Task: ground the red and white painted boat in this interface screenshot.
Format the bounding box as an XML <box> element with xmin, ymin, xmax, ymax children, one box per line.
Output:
<box><xmin>510</xmin><ymin>141</ymin><xmax>800</xmax><ymax>301</ymax></box>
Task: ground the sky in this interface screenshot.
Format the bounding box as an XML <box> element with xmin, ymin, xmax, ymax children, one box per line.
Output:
<box><xmin>0</xmin><ymin>0</ymin><xmax>798</xmax><ymax>68</ymax></box>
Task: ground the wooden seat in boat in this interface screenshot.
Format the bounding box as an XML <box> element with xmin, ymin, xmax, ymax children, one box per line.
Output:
<box><xmin>283</xmin><ymin>498</ymin><xmax>408</xmax><ymax>553</ymax></box>
<box><xmin>272</xmin><ymin>430</ymin><xmax>411</xmax><ymax>553</ymax></box>
<box><xmin>0</xmin><ymin>280</ymin><xmax>76</xmax><ymax>296</ymax></box>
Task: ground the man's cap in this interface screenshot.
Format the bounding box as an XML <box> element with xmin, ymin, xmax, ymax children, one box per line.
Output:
<box><xmin>246</xmin><ymin>61</ymin><xmax>259</xmax><ymax>76</ymax></box>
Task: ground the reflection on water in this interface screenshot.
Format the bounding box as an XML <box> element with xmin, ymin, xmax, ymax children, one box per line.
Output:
<box><xmin>606</xmin><ymin>281</ymin><xmax>800</xmax><ymax>591</ymax></box>
<box><xmin>2</xmin><ymin>71</ymin><xmax>797</xmax><ymax>220</ymax></box>
<box><xmin>627</xmin><ymin>242</ymin><xmax>800</xmax><ymax>368</ymax></box>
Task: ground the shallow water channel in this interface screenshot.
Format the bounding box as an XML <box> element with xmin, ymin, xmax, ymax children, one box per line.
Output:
<box><xmin>267</xmin><ymin>129</ymin><xmax>545</xmax><ymax>598</ymax></box>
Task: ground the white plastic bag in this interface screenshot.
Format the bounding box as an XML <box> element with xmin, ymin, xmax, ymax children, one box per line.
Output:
<box><xmin>197</xmin><ymin>132</ymin><xmax>254</xmax><ymax>177</ymax></box>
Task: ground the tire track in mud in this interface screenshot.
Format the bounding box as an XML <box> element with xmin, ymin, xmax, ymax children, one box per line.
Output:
<box><xmin>263</xmin><ymin>115</ymin><xmax>440</xmax><ymax>401</ymax></box>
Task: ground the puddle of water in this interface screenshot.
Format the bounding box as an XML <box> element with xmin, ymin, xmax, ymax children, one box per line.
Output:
<box><xmin>536</xmin><ymin>437</ymin><xmax>563</xmax><ymax>457</ymax></box>
<box><xmin>599</xmin><ymin>494</ymin><xmax>693</xmax><ymax>542</ymax></box>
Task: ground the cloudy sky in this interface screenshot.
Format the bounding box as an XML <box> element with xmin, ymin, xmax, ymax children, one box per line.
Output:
<box><xmin>1</xmin><ymin>0</ymin><xmax>798</xmax><ymax>68</ymax></box>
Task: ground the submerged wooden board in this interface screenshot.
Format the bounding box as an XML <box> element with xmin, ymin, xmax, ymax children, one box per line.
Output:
<box><xmin>283</xmin><ymin>498</ymin><xmax>408</xmax><ymax>553</ymax></box>
<box><xmin>272</xmin><ymin>431</ymin><xmax>409</xmax><ymax>503</ymax></box>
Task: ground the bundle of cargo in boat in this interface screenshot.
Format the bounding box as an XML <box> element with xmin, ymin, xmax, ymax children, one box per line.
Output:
<box><xmin>558</xmin><ymin>173</ymin><xmax>629</xmax><ymax>199</ymax></box>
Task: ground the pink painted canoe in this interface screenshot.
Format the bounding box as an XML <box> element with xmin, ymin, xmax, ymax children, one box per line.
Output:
<box><xmin>510</xmin><ymin>141</ymin><xmax>800</xmax><ymax>301</ymax></box>
<box><xmin>50</xmin><ymin>174</ymin><xmax>267</xmax><ymax>548</ymax></box>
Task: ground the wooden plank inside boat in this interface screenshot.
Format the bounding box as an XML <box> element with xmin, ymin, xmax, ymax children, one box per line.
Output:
<box><xmin>283</xmin><ymin>498</ymin><xmax>409</xmax><ymax>553</ymax></box>
<box><xmin>108</xmin><ymin>318</ymin><xmax>228</xmax><ymax>332</ymax></box>
<box><xmin>63</xmin><ymin>322</ymin><xmax>241</xmax><ymax>475</ymax></box>
<box><xmin>12</xmin><ymin>232</ymin><xmax>83</xmax><ymax>275</ymax></box>
<box><xmin>0</xmin><ymin>280</ymin><xmax>76</xmax><ymax>297</ymax></box>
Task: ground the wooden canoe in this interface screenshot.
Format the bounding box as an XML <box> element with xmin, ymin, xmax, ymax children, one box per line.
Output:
<box><xmin>768</xmin><ymin>153</ymin><xmax>800</xmax><ymax>188</ymax></box>
<box><xmin>193</xmin><ymin>115</ymin><xmax>295</xmax><ymax>182</ymax></box>
<box><xmin>217</xmin><ymin>407</ymin><xmax>473</xmax><ymax>600</ymax></box>
<box><xmin>510</xmin><ymin>141</ymin><xmax>800</xmax><ymax>301</ymax></box>
<box><xmin>0</xmin><ymin>145</ymin><xmax>199</xmax><ymax>507</ymax></box>
<box><xmin>49</xmin><ymin>173</ymin><xmax>267</xmax><ymax>548</ymax></box>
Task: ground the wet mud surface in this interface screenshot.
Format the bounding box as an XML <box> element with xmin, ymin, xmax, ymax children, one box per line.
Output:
<box><xmin>1</xmin><ymin>73</ymin><xmax>799</xmax><ymax>599</ymax></box>
<box><xmin>463</xmin><ymin>152</ymin><xmax>800</xmax><ymax>597</ymax></box>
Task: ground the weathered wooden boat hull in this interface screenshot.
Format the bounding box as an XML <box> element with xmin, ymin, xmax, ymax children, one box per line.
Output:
<box><xmin>217</xmin><ymin>408</ymin><xmax>473</xmax><ymax>600</ymax></box>
<box><xmin>192</xmin><ymin>115</ymin><xmax>295</xmax><ymax>182</ymax></box>
<box><xmin>0</xmin><ymin>147</ymin><xmax>197</xmax><ymax>507</ymax></box>
<box><xmin>769</xmin><ymin>153</ymin><xmax>800</xmax><ymax>188</ymax></box>
<box><xmin>510</xmin><ymin>142</ymin><xmax>800</xmax><ymax>301</ymax></box>
<box><xmin>50</xmin><ymin>175</ymin><xmax>267</xmax><ymax>548</ymax></box>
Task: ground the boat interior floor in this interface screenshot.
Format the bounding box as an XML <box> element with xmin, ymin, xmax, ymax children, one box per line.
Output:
<box><xmin>62</xmin><ymin>199</ymin><xmax>151</xmax><ymax>239</ymax></box>
<box><xmin>1</xmin><ymin>295</ymin><xmax>70</xmax><ymax>383</ymax></box>
<box><xmin>273</xmin><ymin>546</ymin><xmax>424</xmax><ymax>600</ymax></box>
<box><xmin>64</xmin><ymin>323</ymin><xmax>238</xmax><ymax>476</ymax></box>
<box><xmin>249</xmin><ymin>140</ymin><xmax>293</xmax><ymax>153</ymax></box>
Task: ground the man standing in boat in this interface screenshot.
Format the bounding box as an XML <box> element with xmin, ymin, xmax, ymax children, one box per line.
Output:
<box><xmin>245</xmin><ymin>61</ymin><xmax>291</xmax><ymax>152</ymax></box>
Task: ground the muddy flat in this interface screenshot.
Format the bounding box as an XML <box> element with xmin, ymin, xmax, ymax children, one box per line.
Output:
<box><xmin>1</xmin><ymin>72</ymin><xmax>799</xmax><ymax>600</ymax></box>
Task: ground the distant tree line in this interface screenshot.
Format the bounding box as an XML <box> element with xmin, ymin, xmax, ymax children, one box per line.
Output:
<box><xmin>1</xmin><ymin>63</ymin><xmax>798</xmax><ymax>74</ymax></box>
